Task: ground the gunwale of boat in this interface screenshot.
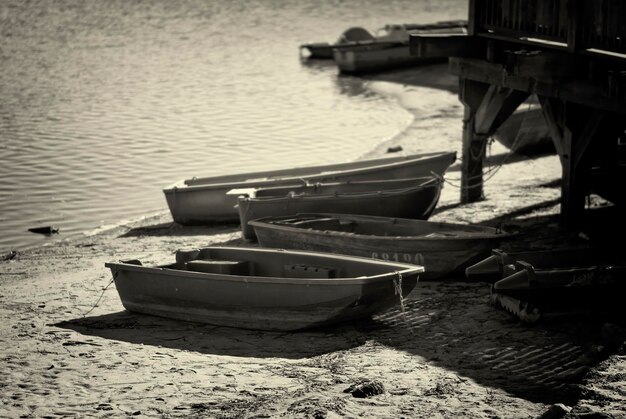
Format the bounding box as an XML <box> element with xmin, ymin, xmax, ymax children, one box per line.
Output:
<box><xmin>163</xmin><ymin>151</ymin><xmax>456</xmax><ymax>193</ymax></box>
<box><xmin>248</xmin><ymin>213</ymin><xmax>511</xmax><ymax>242</ymax></box>
<box><xmin>105</xmin><ymin>246</ymin><xmax>423</xmax><ymax>285</ymax></box>
<box><xmin>238</xmin><ymin>177</ymin><xmax>442</xmax><ymax>202</ymax></box>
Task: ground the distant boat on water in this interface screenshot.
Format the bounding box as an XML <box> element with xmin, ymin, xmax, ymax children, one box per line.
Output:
<box><xmin>300</xmin><ymin>20</ymin><xmax>467</xmax><ymax>73</ymax></box>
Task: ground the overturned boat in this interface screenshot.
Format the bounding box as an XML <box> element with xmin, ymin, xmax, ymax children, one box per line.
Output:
<box><xmin>105</xmin><ymin>247</ymin><xmax>422</xmax><ymax>331</ymax></box>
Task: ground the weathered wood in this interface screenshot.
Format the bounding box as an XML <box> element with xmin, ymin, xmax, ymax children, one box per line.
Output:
<box><xmin>468</xmin><ymin>0</ymin><xmax>477</xmax><ymax>36</ymax></box>
<box><xmin>459</xmin><ymin>79</ymin><xmax>491</xmax><ymax>203</ymax></box>
<box><xmin>566</xmin><ymin>0</ymin><xmax>579</xmax><ymax>53</ymax></box>
<box><xmin>409</xmin><ymin>35</ymin><xmax>485</xmax><ymax>59</ymax></box>
<box><xmin>573</xmin><ymin>110</ymin><xmax>604</xmax><ymax>168</ymax></box>
<box><xmin>559</xmin><ymin>103</ymin><xmax>606</xmax><ymax>226</ymax></box>
<box><xmin>450</xmin><ymin>57</ymin><xmax>626</xmax><ymax>114</ymax></box>
<box><xmin>538</xmin><ymin>96</ymin><xmax>566</xmax><ymax>160</ymax></box>
<box><xmin>474</xmin><ymin>86</ymin><xmax>529</xmax><ymax>135</ymax></box>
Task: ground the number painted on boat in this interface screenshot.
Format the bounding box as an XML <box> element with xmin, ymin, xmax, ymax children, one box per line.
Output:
<box><xmin>371</xmin><ymin>252</ymin><xmax>424</xmax><ymax>265</ymax></box>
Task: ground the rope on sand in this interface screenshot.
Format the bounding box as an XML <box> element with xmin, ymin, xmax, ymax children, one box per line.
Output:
<box><xmin>82</xmin><ymin>274</ymin><xmax>115</xmax><ymax>317</ymax></box>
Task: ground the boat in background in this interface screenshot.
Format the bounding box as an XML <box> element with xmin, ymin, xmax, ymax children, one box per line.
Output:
<box><xmin>332</xmin><ymin>20</ymin><xmax>467</xmax><ymax>74</ymax></box>
<box><xmin>163</xmin><ymin>151</ymin><xmax>456</xmax><ymax>225</ymax></box>
<box><xmin>105</xmin><ymin>246</ymin><xmax>422</xmax><ymax>331</ymax></box>
<box><xmin>250</xmin><ymin>213</ymin><xmax>516</xmax><ymax>280</ymax></box>
<box><xmin>492</xmin><ymin>97</ymin><xmax>555</xmax><ymax>156</ymax></box>
<box><xmin>236</xmin><ymin>176</ymin><xmax>442</xmax><ymax>240</ymax></box>
<box><xmin>300</xmin><ymin>27</ymin><xmax>378</xmax><ymax>59</ymax></box>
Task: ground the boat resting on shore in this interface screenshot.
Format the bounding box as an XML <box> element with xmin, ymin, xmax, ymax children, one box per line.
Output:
<box><xmin>300</xmin><ymin>20</ymin><xmax>467</xmax><ymax>69</ymax></box>
<box><xmin>331</xmin><ymin>20</ymin><xmax>467</xmax><ymax>73</ymax></box>
<box><xmin>236</xmin><ymin>176</ymin><xmax>443</xmax><ymax>240</ymax></box>
<box><xmin>250</xmin><ymin>213</ymin><xmax>515</xmax><ymax>280</ymax></box>
<box><xmin>105</xmin><ymin>247</ymin><xmax>422</xmax><ymax>331</ymax></box>
<box><xmin>163</xmin><ymin>150</ymin><xmax>455</xmax><ymax>225</ymax></box>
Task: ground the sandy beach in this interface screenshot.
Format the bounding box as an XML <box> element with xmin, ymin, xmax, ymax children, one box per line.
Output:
<box><xmin>1</xmin><ymin>66</ymin><xmax>625</xmax><ymax>419</ymax></box>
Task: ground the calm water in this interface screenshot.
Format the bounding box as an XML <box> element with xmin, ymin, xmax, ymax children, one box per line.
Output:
<box><xmin>0</xmin><ymin>0</ymin><xmax>467</xmax><ymax>251</ymax></box>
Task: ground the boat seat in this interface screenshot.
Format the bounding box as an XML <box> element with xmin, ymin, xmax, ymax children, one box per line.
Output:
<box><xmin>284</xmin><ymin>264</ymin><xmax>336</xmax><ymax>279</ymax></box>
<box><xmin>186</xmin><ymin>260</ymin><xmax>249</xmax><ymax>275</ymax></box>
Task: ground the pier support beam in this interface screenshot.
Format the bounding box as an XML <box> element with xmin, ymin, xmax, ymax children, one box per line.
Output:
<box><xmin>459</xmin><ymin>79</ymin><xmax>529</xmax><ymax>203</ymax></box>
<box><xmin>539</xmin><ymin>98</ymin><xmax>605</xmax><ymax>226</ymax></box>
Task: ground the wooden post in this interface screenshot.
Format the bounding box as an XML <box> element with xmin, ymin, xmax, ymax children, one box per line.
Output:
<box><xmin>459</xmin><ymin>79</ymin><xmax>489</xmax><ymax>203</ymax></box>
<box><xmin>539</xmin><ymin>97</ymin><xmax>604</xmax><ymax>226</ymax></box>
<box><xmin>459</xmin><ymin>80</ymin><xmax>529</xmax><ymax>203</ymax></box>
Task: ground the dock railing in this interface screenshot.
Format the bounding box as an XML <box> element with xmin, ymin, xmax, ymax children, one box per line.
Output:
<box><xmin>470</xmin><ymin>0</ymin><xmax>626</xmax><ymax>56</ymax></box>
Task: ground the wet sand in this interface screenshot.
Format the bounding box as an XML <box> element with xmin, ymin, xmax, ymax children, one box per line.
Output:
<box><xmin>1</xmin><ymin>67</ymin><xmax>625</xmax><ymax>418</ymax></box>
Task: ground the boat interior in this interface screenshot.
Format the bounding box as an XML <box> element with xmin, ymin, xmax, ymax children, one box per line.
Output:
<box><xmin>149</xmin><ymin>248</ymin><xmax>407</xmax><ymax>279</ymax></box>
<box><xmin>261</xmin><ymin>214</ymin><xmax>504</xmax><ymax>238</ymax></box>
<box><xmin>245</xmin><ymin>177</ymin><xmax>436</xmax><ymax>199</ymax></box>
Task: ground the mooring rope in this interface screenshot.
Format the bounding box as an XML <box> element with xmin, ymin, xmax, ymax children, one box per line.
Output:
<box><xmin>393</xmin><ymin>271</ymin><xmax>406</xmax><ymax>313</ymax></box>
<box><xmin>82</xmin><ymin>274</ymin><xmax>116</xmax><ymax>317</ymax></box>
<box><xmin>439</xmin><ymin>102</ymin><xmax>534</xmax><ymax>190</ymax></box>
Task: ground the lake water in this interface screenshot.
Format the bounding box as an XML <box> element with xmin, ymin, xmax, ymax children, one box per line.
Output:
<box><xmin>0</xmin><ymin>0</ymin><xmax>467</xmax><ymax>252</ymax></box>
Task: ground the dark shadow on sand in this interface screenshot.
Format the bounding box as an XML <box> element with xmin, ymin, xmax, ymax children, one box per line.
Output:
<box><xmin>56</xmin><ymin>311</ymin><xmax>368</xmax><ymax>360</ymax></box>
<box><xmin>363</xmin><ymin>283</ymin><xmax>614</xmax><ymax>405</ymax></box>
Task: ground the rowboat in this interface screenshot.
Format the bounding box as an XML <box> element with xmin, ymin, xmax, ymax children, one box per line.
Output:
<box><xmin>300</xmin><ymin>21</ymin><xmax>467</xmax><ymax>68</ymax></box>
<box><xmin>300</xmin><ymin>27</ymin><xmax>378</xmax><ymax>59</ymax></box>
<box><xmin>163</xmin><ymin>151</ymin><xmax>455</xmax><ymax>225</ymax></box>
<box><xmin>249</xmin><ymin>213</ymin><xmax>515</xmax><ymax>280</ymax></box>
<box><xmin>332</xmin><ymin>21</ymin><xmax>467</xmax><ymax>74</ymax></box>
<box><xmin>105</xmin><ymin>247</ymin><xmax>422</xmax><ymax>331</ymax></box>
<box><xmin>236</xmin><ymin>176</ymin><xmax>443</xmax><ymax>240</ymax></box>
<box><xmin>465</xmin><ymin>247</ymin><xmax>613</xmax><ymax>282</ymax></box>
<box><xmin>492</xmin><ymin>100</ymin><xmax>555</xmax><ymax>156</ymax></box>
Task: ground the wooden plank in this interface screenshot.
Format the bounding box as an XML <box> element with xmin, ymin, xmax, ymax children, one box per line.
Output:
<box><xmin>409</xmin><ymin>35</ymin><xmax>485</xmax><ymax>59</ymax></box>
<box><xmin>449</xmin><ymin>57</ymin><xmax>626</xmax><ymax>114</ymax></box>
<box><xmin>474</xmin><ymin>86</ymin><xmax>529</xmax><ymax>135</ymax></box>
<box><xmin>461</xmin><ymin>108</ymin><xmax>487</xmax><ymax>203</ymax></box>
<box><xmin>573</xmin><ymin>109</ymin><xmax>604</xmax><ymax>168</ymax></box>
<box><xmin>459</xmin><ymin>79</ymin><xmax>490</xmax><ymax>203</ymax></box>
<box><xmin>538</xmin><ymin>96</ymin><xmax>566</xmax><ymax>161</ymax></box>
<box><xmin>566</xmin><ymin>0</ymin><xmax>579</xmax><ymax>52</ymax></box>
<box><xmin>468</xmin><ymin>0</ymin><xmax>477</xmax><ymax>36</ymax></box>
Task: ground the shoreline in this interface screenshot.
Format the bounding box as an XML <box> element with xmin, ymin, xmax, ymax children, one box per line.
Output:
<box><xmin>1</xmin><ymin>68</ymin><xmax>625</xmax><ymax>418</ymax></box>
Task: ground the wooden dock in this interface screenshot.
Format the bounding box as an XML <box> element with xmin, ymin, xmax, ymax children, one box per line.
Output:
<box><xmin>410</xmin><ymin>0</ymin><xmax>626</xmax><ymax>225</ymax></box>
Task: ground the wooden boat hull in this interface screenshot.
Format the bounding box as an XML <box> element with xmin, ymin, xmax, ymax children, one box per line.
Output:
<box><xmin>333</xmin><ymin>43</ymin><xmax>444</xmax><ymax>74</ymax></box>
<box><xmin>238</xmin><ymin>177</ymin><xmax>442</xmax><ymax>240</ymax></box>
<box><xmin>105</xmin><ymin>247</ymin><xmax>422</xmax><ymax>331</ymax></box>
<box><xmin>163</xmin><ymin>151</ymin><xmax>455</xmax><ymax>225</ymax></box>
<box><xmin>492</xmin><ymin>107</ymin><xmax>555</xmax><ymax>156</ymax></box>
<box><xmin>251</xmin><ymin>213</ymin><xmax>513</xmax><ymax>280</ymax></box>
<box><xmin>300</xmin><ymin>42</ymin><xmax>335</xmax><ymax>59</ymax></box>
